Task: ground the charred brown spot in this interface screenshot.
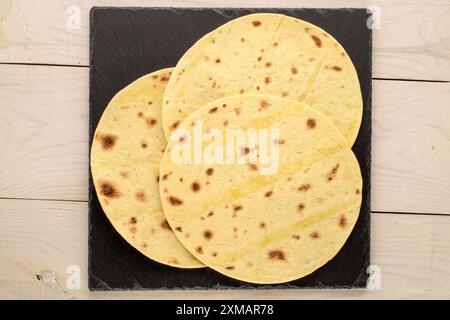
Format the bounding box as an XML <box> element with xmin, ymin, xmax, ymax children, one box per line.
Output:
<box><xmin>307</xmin><ymin>118</ymin><xmax>316</xmax><ymax>129</ymax></box>
<box><xmin>339</xmin><ymin>215</ymin><xmax>347</xmax><ymax>228</ymax></box>
<box><xmin>305</xmin><ymin>27</ymin><xmax>310</xmax><ymax>32</ymax></box>
<box><xmin>292</xmin><ymin>235</ymin><xmax>301</xmax><ymax>240</ymax></box>
<box><xmin>141</xmin><ymin>142</ymin><xmax>148</xmax><ymax>149</ymax></box>
<box><xmin>273</xmin><ymin>42</ymin><xmax>278</xmax><ymax>47</ymax></box>
<box><xmin>156</xmin><ymin>175</ymin><xmax>160</xmax><ymax>183</ymax></box>
<box><xmin>196</xmin><ymin>246</ymin><xmax>203</xmax><ymax>254</ymax></box>
<box><xmin>175</xmin><ymin>227</ymin><xmax>182</xmax><ymax>232</ymax></box>
<box><xmin>257</xmin><ymin>56</ymin><xmax>262</xmax><ymax>62</ymax></box>
<box><xmin>100</xmin><ymin>134</ymin><xmax>118</xmax><ymax>150</ymax></box>
<box><xmin>100</xmin><ymin>182</ymin><xmax>120</xmax><ymax>198</ymax></box>
<box><xmin>241</xmin><ymin>37</ymin><xmax>245</xmax><ymax>42</ymax></box>
<box><xmin>129</xmin><ymin>217</ymin><xmax>137</xmax><ymax>224</ymax></box>
<box><xmin>207</xmin><ymin>211</ymin><xmax>214</xmax><ymax>217</ymax></box>
<box><xmin>291</xmin><ymin>67</ymin><xmax>298</xmax><ymax>75</ymax></box>
<box><xmin>129</xmin><ymin>226</ymin><xmax>137</xmax><ymax>234</ymax></box>
<box><xmin>226</xmin><ymin>266</ymin><xmax>235</xmax><ymax>270</ymax></box>
<box><xmin>141</xmin><ymin>242</ymin><xmax>148</xmax><ymax>248</ymax></box>
<box><xmin>356</xmin><ymin>188</ymin><xmax>361</xmax><ymax>194</ymax></box>
<box><xmin>160</xmin><ymin>76</ymin><xmax>169</xmax><ymax>82</ymax></box>
<box><xmin>170</xmin><ymin>121</ymin><xmax>180</xmax><ymax>130</ymax></box>
<box><xmin>120</xmin><ymin>171</ymin><xmax>129</xmax><ymax>178</ymax></box>
<box><xmin>223</xmin><ymin>120</ymin><xmax>229</xmax><ymax>126</ymax></box>
<box><xmin>248</xmin><ymin>163</ymin><xmax>258</xmax><ymax>171</ymax></box>
<box><xmin>298</xmin><ymin>203</ymin><xmax>305</xmax><ymax>212</ymax></box>
<box><xmin>310</xmin><ymin>231</ymin><xmax>320</xmax><ymax>239</ymax></box>
<box><xmin>191</xmin><ymin>182</ymin><xmax>201</xmax><ymax>192</ymax></box>
<box><xmin>252</xmin><ymin>21</ymin><xmax>261</xmax><ymax>27</ymax></box>
<box><xmin>215</xmin><ymin>58</ymin><xmax>221</xmax><ymax>64</ymax></box>
<box><xmin>331</xmin><ymin>65</ymin><xmax>342</xmax><ymax>72</ymax></box>
<box><xmin>265</xmin><ymin>62</ymin><xmax>272</xmax><ymax>68</ymax></box>
<box><xmin>256</xmin><ymin>86</ymin><xmax>260</xmax><ymax>91</ymax></box>
<box><xmin>148</xmin><ymin>101</ymin><xmax>153</xmax><ymax>105</ymax></box>
<box><xmin>138</xmin><ymin>112</ymin><xmax>143</xmax><ymax>117</ymax></box>
<box><xmin>260</xmin><ymin>222</ymin><xmax>266</xmax><ymax>228</ymax></box>
<box><xmin>162</xmin><ymin>172</ymin><xmax>172</xmax><ymax>181</ymax></box>
<box><xmin>264</xmin><ymin>191</ymin><xmax>273</xmax><ymax>198</ymax></box>
<box><xmin>282</xmin><ymin>92</ymin><xmax>289</xmax><ymax>97</ymax></box>
<box><xmin>203</xmin><ymin>230</ymin><xmax>213</xmax><ymax>240</ymax></box>
<box><xmin>151</xmin><ymin>75</ymin><xmax>158</xmax><ymax>79</ymax></box>
<box><xmin>222</xmin><ymin>104</ymin><xmax>227</xmax><ymax>108</ymax></box>
<box><xmin>298</xmin><ymin>184</ymin><xmax>311</xmax><ymax>192</ymax></box>
<box><xmin>264</xmin><ymin>77</ymin><xmax>271</xmax><ymax>84</ymax></box>
<box><xmin>268</xmin><ymin>250</ymin><xmax>286</xmax><ymax>260</ymax></box>
<box><xmin>259</xmin><ymin>99</ymin><xmax>269</xmax><ymax>111</ymax></box>
<box><xmin>234</xmin><ymin>107</ymin><xmax>242</xmax><ymax>116</ymax></box>
<box><xmin>161</xmin><ymin>219</ymin><xmax>171</xmax><ymax>230</ymax></box>
<box><xmin>206</xmin><ymin>168</ymin><xmax>214</xmax><ymax>176</ymax></box>
<box><xmin>274</xmin><ymin>138</ymin><xmax>285</xmax><ymax>145</ymax></box>
<box><xmin>168</xmin><ymin>196</ymin><xmax>183</xmax><ymax>206</ymax></box>
<box><xmin>212</xmin><ymin>252</ymin><xmax>218</xmax><ymax>257</ymax></box>
<box><xmin>311</xmin><ymin>35</ymin><xmax>322</xmax><ymax>48</ymax></box>
<box><xmin>233</xmin><ymin>205</ymin><xmax>243</xmax><ymax>212</ymax></box>
<box><xmin>146</xmin><ymin>118</ymin><xmax>157</xmax><ymax>127</ymax></box>
<box><xmin>209</xmin><ymin>107</ymin><xmax>218</xmax><ymax>113</ymax></box>
<box><xmin>327</xmin><ymin>164</ymin><xmax>340</xmax><ymax>181</ymax></box>
<box><xmin>239</xmin><ymin>89</ymin><xmax>244</xmax><ymax>94</ymax></box>
<box><xmin>241</xmin><ymin>147</ymin><xmax>250</xmax><ymax>155</ymax></box>
<box><xmin>135</xmin><ymin>191</ymin><xmax>146</xmax><ymax>202</ymax></box>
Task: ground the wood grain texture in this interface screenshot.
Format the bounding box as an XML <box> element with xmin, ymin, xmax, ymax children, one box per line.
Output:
<box><xmin>1</xmin><ymin>64</ymin><xmax>449</xmax><ymax>213</ymax></box>
<box><xmin>0</xmin><ymin>0</ymin><xmax>449</xmax><ymax>81</ymax></box>
<box><xmin>1</xmin><ymin>198</ymin><xmax>449</xmax><ymax>299</ymax></box>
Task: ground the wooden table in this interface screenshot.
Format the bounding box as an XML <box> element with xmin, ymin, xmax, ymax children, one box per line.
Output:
<box><xmin>0</xmin><ymin>0</ymin><xmax>449</xmax><ymax>300</ymax></box>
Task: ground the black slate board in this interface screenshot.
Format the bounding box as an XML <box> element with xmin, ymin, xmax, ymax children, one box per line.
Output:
<box><xmin>89</xmin><ymin>7</ymin><xmax>372</xmax><ymax>290</ymax></box>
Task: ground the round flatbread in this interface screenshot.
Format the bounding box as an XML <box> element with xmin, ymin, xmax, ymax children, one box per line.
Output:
<box><xmin>160</xmin><ymin>94</ymin><xmax>362</xmax><ymax>283</ymax></box>
<box><xmin>163</xmin><ymin>13</ymin><xmax>362</xmax><ymax>145</ymax></box>
<box><xmin>91</xmin><ymin>68</ymin><xmax>204</xmax><ymax>268</ymax></box>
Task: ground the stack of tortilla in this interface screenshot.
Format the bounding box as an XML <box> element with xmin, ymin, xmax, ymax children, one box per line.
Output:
<box><xmin>90</xmin><ymin>13</ymin><xmax>363</xmax><ymax>284</ymax></box>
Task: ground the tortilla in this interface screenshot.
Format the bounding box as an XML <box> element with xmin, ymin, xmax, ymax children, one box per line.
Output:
<box><xmin>90</xmin><ymin>68</ymin><xmax>204</xmax><ymax>268</ymax></box>
<box><xmin>162</xmin><ymin>13</ymin><xmax>362</xmax><ymax>145</ymax></box>
<box><xmin>159</xmin><ymin>94</ymin><xmax>362</xmax><ymax>283</ymax></box>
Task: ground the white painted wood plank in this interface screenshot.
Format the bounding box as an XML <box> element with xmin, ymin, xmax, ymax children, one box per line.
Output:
<box><xmin>1</xmin><ymin>64</ymin><xmax>449</xmax><ymax>213</ymax></box>
<box><xmin>0</xmin><ymin>199</ymin><xmax>449</xmax><ymax>299</ymax></box>
<box><xmin>0</xmin><ymin>0</ymin><xmax>449</xmax><ymax>81</ymax></box>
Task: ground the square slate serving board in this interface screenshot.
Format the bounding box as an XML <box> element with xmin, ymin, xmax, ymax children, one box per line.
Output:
<box><xmin>89</xmin><ymin>7</ymin><xmax>372</xmax><ymax>290</ymax></box>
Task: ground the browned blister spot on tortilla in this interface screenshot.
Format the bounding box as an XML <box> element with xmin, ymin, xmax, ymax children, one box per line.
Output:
<box><xmin>241</xmin><ymin>147</ymin><xmax>250</xmax><ymax>155</ymax></box>
<box><xmin>260</xmin><ymin>222</ymin><xmax>266</xmax><ymax>228</ymax></box>
<box><xmin>310</xmin><ymin>231</ymin><xmax>320</xmax><ymax>239</ymax></box>
<box><xmin>327</xmin><ymin>164</ymin><xmax>340</xmax><ymax>181</ymax></box>
<box><xmin>239</xmin><ymin>89</ymin><xmax>244</xmax><ymax>94</ymax></box>
<box><xmin>265</xmin><ymin>62</ymin><xmax>272</xmax><ymax>68</ymax></box>
<box><xmin>331</xmin><ymin>65</ymin><xmax>342</xmax><ymax>71</ymax></box>
<box><xmin>298</xmin><ymin>203</ymin><xmax>305</xmax><ymax>212</ymax></box>
<box><xmin>146</xmin><ymin>118</ymin><xmax>157</xmax><ymax>127</ymax></box>
<box><xmin>212</xmin><ymin>252</ymin><xmax>218</xmax><ymax>257</ymax></box>
<box><xmin>99</xmin><ymin>181</ymin><xmax>121</xmax><ymax>198</ymax></box>
<box><xmin>222</xmin><ymin>103</ymin><xmax>227</xmax><ymax>108</ymax></box>
<box><xmin>307</xmin><ymin>118</ymin><xmax>316</xmax><ymax>129</ymax></box>
<box><xmin>196</xmin><ymin>246</ymin><xmax>203</xmax><ymax>254</ymax></box>
<box><xmin>156</xmin><ymin>175</ymin><xmax>160</xmax><ymax>183</ymax></box>
<box><xmin>234</xmin><ymin>107</ymin><xmax>242</xmax><ymax>115</ymax></box>
<box><xmin>170</xmin><ymin>121</ymin><xmax>180</xmax><ymax>130</ymax></box>
<box><xmin>252</xmin><ymin>21</ymin><xmax>261</xmax><ymax>27</ymax></box>
<box><xmin>223</xmin><ymin>120</ymin><xmax>229</xmax><ymax>126</ymax></box>
<box><xmin>163</xmin><ymin>188</ymin><xmax>168</xmax><ymax>193</ymax></box>
<box><xmin>152</xmin><ymin>75</ymin><xmax>158</xmax><ymax>79</ymax></box>
<box><xmin>298</xmin><ymin>184</ymin><xmax>311</xmax><ymax>192</ymax></box>
<box><xmin>120</xmin><ymin>171</ymin><xmax>129</xmax><ymax>178</ymax></box>
<box><xmin>273</xmin><ymin>42</ymin><xmax>278</xmax><ymax>47</ymax></box>
<box><xmin>138</xmin><ymin>112</ymin><xmax>144</xmax><ymax>117</ymax></box>
<box><xmin>135</xmin><ymin>191</ymin><xmax>146</xmax><ymax>202</ymax></box>
<box><xmin>203</xmin><ymin>230</ymin><xmax>213</xmax><ymax>240</ymax></box>
<box><xmin>175</xmin><ymin>226</ymin><xmax>182</xmax><ymax>232</ymax></box>
<box><xmin>207</xmin><ymin>211</ymin><xmax>214</xmax><ymax>217</ymax></box>
<box><xmin>256</xmin><ymin>86</ymin><xmax>260</xmax><ymax>91</ymax></box>
<box><xmin>148</xmin><ymin>101</ymin><xmax>153</xmax><ymax>105</ymax></box>
<box><xmin>292</xmin><ymin>235</ymin><xmax>301</xmax><ymax>240</ymax></box>
<box><xmin>141</xmin><ymin>142</ymin><xmax>148</xmax><ymax>149</ymax></box>
<box><xmin>257</xmin><ymin>56</ymin><xmax>262</xmax><ymax>62</ymax></box>
<box><xmin>129</xmin><ymin>217</ymin><xmax>137</xmax><ymax>224</ymax></box>
<box><xmin>162</xmin><ymin>172</ymin><xmax>172</xmax><ymax>181</ymax></box>
<box><xmin>268</xmin><ymin>250</ymin><xmax>286</xmax><ymax>260</ymax></box>
<box><xmin>356</xmin><ymin>188</ymin><xmax>361</xmax><ymax>194</ymax></box>
<box><xmin>209</xmin><ymin>106</ymin><xmax>218</xmax><ymax>113</ymax></box>
<box><xmin>226</xmin><ymin>266</ymin><xmax>235</xmax><ymax>270</ymax></box>
<box><xmin>160</xmin><ymin>76</ymin><xmax>169</xmax><ymax>82</ymax></box>
<box><xmin>241</xmin><ymin>37</ymin><xmax>245</xmax><ymax>42</ymax></box>
<box><xmin>141</xmin><ymin>242</ymin><xmax>148</xmax><ymax>248</ymax></box>
<box><xmin>339</xmin><ymin>215</ymin><xmax>347</xmax><ymax>228</ymax></box>
<box><xmin>206</xmin><ymin>168</ymin><xmax>214</xmax><ymax>176</ymax></box>
<box><xmin>304</xmin><ymin>27</ymin><xmax>310</xmax><ymax>32</ymax></box>
<box><xmin>215</xmin><ymin>58</ymin><xmax>221</xmax><ymax>64</ymax></box>
<box><xmin>168</xmin><ymin>196</ymin><xmax>183</xmax><ymax>206</ymax></box>
<box><xmin>99</xmin><ymin>134</ymin><xmax>118</xmax><ymax>151</ymax></box>
<box><xmin>264</xmin><ymin>77</ymin><xmax>271</xmax><ymax>84</ymax></box>
<box><xmin>191</xmin><ymin>182</ymin><xmax>201</xmax><ymax>192</ymax></box>
<box><xmin>129</xmin><ymin>226</ymin><xmax>137</xmax><ymax>234</ymax></box>
<box><xmin>282</xmin><ymin>92</ymin><xmax>289</xmax><ymax>97</ymax></box>
<box><xmin>274</xmin><ymin>138</ymin><xmax>285</xmax><ymax>145</ymax></box>
<box><xmin>311</xmin><ymin>35</ymin><xmax>322</xmax><ymax>48</ymax></box>
<box><xmin>264</xmin><ymin>191</ymin><xmax>273</xmax><ymax>198</ymax></box>
<box><xmin>233</xmin><ymin>205</ymin><xmax>243</xmax><ymax>212</ymax></box>
<box><xmin>160</xmin><ymin>219</ymin><xmax>171</xmax><ymax>230</ymax></box>
<box><xmin>291</xmin><ymin>67</ymin><xmax>298</xmax><ymax>75</ymax></box>
<box><xmin>248</xmin><ymin>163</ymin><xmax>258</xmax><ymax>171</ymax></box>
<box><xmin>259</xmin><ymin>99</ymin><xmax>270</xmax><ymax>111</ymax></box>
